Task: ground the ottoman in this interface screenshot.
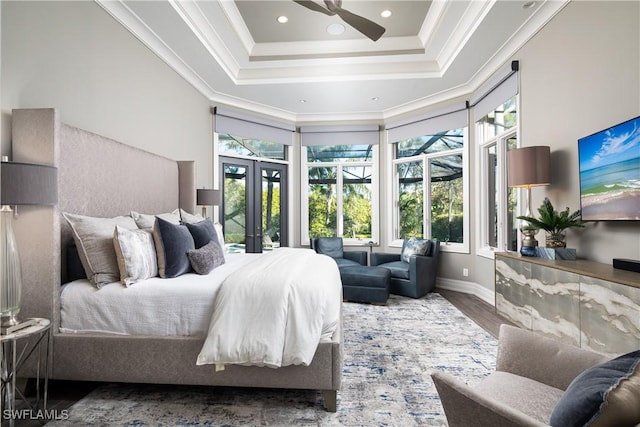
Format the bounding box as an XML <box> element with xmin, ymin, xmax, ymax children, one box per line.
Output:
<box><xmin>339</xmin><ymin>266</ymin><xmax>391</xmax><ymax>304</ymax></box>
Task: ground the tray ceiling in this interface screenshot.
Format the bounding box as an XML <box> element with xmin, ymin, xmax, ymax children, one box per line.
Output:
<box><xmin>97</xmin><ymin>0</ymin><xmax>568</xmax><ymax>122</ymax></box>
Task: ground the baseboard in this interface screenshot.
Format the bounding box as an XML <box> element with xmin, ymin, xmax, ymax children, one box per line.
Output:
<box><xmin>436</xmin><ymin>278</ymin><xmax>495</xmax><ymax>306</ymax></box>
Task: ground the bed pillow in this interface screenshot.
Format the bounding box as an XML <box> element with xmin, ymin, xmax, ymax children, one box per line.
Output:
<box><xmin>130</xmin><ymin>211</ymin><xmax>181</xmax><ymax>229</ymax></box>
<box><xmin>152</xmin><ymin>217</ymin><xmax>195</xmax><ymax>278</ymax></box>
<box><xmin>113</xmin><ymin>226</ymin><xmax>158</xmax><ymax>286</ymax></box>
<box><xmin>176</xmin><ymin>209</ymin><xmax>226</xmax><ymax>253</ymax></box>
<box><xmin>176</xmin><ymin>209</ymin><xmax>204</xmax><ymax>224</ymax></box>
<box><xmin>213</xmin><ymin>222</ymin><xmax>226</xmax><ymax>254</ymax></box>
<box><xmin>400</xmin><ymin>237</ymin><xmax>430</xmax><ymax>263</ymax></box>
<box><xmin>187</xmin><ymin>239</ymin><xmax>226</xmax><ymax>275</ymax></box>
<box><xmin>550</xmin><ymin>350</ymin><xmax>640</xmax><ymax>427</ymax></box>
<box><xmin>63</xmin><ymin>212</ymin><xmax>138</xmax><ymax>287</ymax></box>
<box><xmin>185</xmin><ymin>219</ymin><xmax>218</xmax><ymax>249</ymax></box>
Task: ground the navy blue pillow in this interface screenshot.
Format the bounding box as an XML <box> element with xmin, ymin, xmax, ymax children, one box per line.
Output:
<box><xmin>152</xmin><ymin>217</ymin><xmax>195</xmax><ymax>278</ymax></box>
<box><xmin>550</xmin><ymin>350</ymin><xmax>640</xmax><ymax>427</ymax></box>
<box><xmin>185</xmin><ymin>219</ymin><xmax>218</xmax><ymax>249</ymax></box>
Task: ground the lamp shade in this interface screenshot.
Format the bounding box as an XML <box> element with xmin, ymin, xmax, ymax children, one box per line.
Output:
<box><xmin>196</xmin><ymin>189</ymin><xmax>221</xmax><ymax>206</ymax></box>
<box><xmin>507</xmin><ymin>146</ymin><xmax>551</xmax><ymax>188</ymax></box>
<box><xmin>1</xmin><ymin>161</ymin><xmax>58</xmax><ymax>206</ymax></box>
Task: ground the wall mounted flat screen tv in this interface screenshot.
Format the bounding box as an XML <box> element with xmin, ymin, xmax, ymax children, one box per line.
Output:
<box><xmin>578</xmin><ymin>115</ymin><xmax>640</xmax><ymax>221</ymax></box>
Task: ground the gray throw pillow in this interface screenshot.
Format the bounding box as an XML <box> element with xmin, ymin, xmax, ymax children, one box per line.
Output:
<box><xmin>187</xmin><ymin>240</ymin><xmax>226</xmax><ymax>275</ymax></box>
<box><xmin>63</xmin><ymin>212</ymin><xmax>139</xmax><ymax>287</ymax></box>
<box><xmin>400</xmin><ymin>237</ymin><xmax>430</xmax><ymax>263</ymax></box>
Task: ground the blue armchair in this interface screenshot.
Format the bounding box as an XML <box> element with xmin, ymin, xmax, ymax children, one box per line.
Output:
<box><xmin>310</xmin><ymin>237</ymin><xmax>367</xmax><ymax>268</ymax></box>
<box><xmin>370</xmin><ymin>239</ymin><xmax>440</xmax><ymax>298</ymax></box>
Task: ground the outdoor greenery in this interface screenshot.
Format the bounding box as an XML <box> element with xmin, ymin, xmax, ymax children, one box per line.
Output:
<box><xmin>220</xmin><ymin>131</ymin><xmax>466</xmax><ymax>247</ymax></box>
<box><xmin>307</xmin><ymin>166</ymin><xmax>372</xmax><ymax>239</ymax></box>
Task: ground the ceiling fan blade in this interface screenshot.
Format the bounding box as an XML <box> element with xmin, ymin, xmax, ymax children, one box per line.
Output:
<box><xmin>333</xmin><ymin>6</ymin><xmax>386</xmax><ymax>41</ymax></box>
<box><xmin>293</xmin><ymin>0</ymin><xmax>335</xmax><ymax>16</ymax></box>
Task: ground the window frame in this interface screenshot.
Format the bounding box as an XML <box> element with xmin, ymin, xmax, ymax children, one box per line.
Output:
<box><xmin>388</xmin><ymin>131</ymin><xmax>469</xmax><ymax>254</ymax></box>
<box><xmin>301</xmin><ymin>145</ymin><xmax>380</xmax><ymax>247</ymax></box>
<box><xmin>475</xmin><ymin>95</ymin><xmax>520</xmax><ymax>260</ymax></box>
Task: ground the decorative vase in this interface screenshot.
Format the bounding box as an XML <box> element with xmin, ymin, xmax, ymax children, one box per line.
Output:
<box><xmin>545</xmin><ymin>232</ymin><xmax>566</xmax><ymax>248</ymax></box>
<box><xmin>520</xmin><ymin>227</ymin><xmax>539</xmax><ymax>257</ymax></box>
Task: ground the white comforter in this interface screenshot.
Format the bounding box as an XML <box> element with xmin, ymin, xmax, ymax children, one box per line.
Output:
<box><xmin>196</xmin><ymin>248</ymin><xmax>342</xmax><ymax>368</ymax></box>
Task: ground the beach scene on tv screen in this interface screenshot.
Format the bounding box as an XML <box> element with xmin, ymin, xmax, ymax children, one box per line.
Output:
<box><xmin>579</xmin><ymin>117</ymin><xmax>640</xmax><ymax>221</ymax></box>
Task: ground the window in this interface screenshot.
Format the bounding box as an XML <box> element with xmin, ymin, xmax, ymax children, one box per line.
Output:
<box><xmin>476</xmin><ymin>95</ymin><xmax>519</xmax><ymax>258</ymax></box>
<box><xmin>212</xmin><ymin>108</ymin><xmax>293</xmax><ymax>252</ymax></box>
<box><xmin>303</xmin><ymin>144</ymin><xmax>378</xmax><ymax>244</ymax></box>
<box><xmin>392</xmin><ymin>128</ymin><xmax>466</xmax><ymax>248</ymax></box>
<box><xmin>218</xmin><ymin>133</ymin><xmax>286</xmax><ymax>160</ymax></box>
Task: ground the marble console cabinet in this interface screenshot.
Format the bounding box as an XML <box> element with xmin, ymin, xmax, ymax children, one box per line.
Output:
<box><xmin>495</xmin><ymin>252</ymin><xmax>640</xmax><ymax>355</ymax></box>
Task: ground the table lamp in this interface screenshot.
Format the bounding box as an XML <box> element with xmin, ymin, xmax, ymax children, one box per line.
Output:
<box><xmin>507</xmin><ymin>146</ymin><xmax>551</xmax><ymax>256</ymax></box>
<box><xmin>1</xmin><ymin>158</ymin><xmax>58</xmax><ymax>334</ymax></box>
<box><xmin>196</xmin><ymin>189</ymin><xmax>221</xmax><ymax>218</ymax></box>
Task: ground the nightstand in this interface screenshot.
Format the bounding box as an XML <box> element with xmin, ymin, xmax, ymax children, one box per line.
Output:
<box><xmin>1</xmin><ymin>318</ymin><xmax>51</xmax><ymax>427</ymax></box>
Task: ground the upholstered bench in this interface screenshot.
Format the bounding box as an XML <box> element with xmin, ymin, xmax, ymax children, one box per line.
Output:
<box><xmin>339</xmin><ymin>266</ymin><xmax>391</xmax><ymax>305</ymax></box>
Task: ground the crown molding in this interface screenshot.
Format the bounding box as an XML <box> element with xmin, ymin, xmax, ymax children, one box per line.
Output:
<box><xmin>436</xmin><ymin>0</ymin><xmax>495</xmax><ymax>75</ymax></box>
<box><xmin>96</xmin><ymin>0</ymin><xmax>218</xmax><ymax>98</ymax></box>
<box><xmin>97</xmin><ymin>0</ymin><xmax>571</xmax><ymax>125</ymax></box>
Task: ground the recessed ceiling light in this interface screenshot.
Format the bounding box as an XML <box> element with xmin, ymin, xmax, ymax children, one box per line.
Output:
<box><xmin>299</xmin><ymin>99</ymin><xmax>307</xmax><ymax>103</ymax></box>
<box><xmin>277</xmin><ymin>15</ymin><xmax>288</xmax><ymax>24</ymax></box>
<box><xmin>371</xmin><ymin>97</ymin><xmax>379</xmax><ymax>101</ymax></box>
<box><xmin>327</xmin><ymin>23</ymin><xmax>345</xmax><ymax>35</ymax></box>
<box><xmin>380</xmin><ymin>10</ymin><xmax>392</xmax><ymax>18</ymax></box>
<box><xmin>522</xmin><ymin>1</ymin><xmax>536</xmax><ymax>9</ymax></box>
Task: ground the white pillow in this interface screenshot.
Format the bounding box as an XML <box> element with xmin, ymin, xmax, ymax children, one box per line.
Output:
<box><xmin>213</xmin><ymin>222</ymin><xmax>226</xmax><ymax>254</ymax></box>
<box><xmin>176</xmin><ymin>209</ymin><xmax>204</xmax><ymax>224</ymax></box>
<box><xmin>63</xmin><ymin>212</ymin><xmax>138</xmax><ymax>287</ymax></box>
<box><xmin>131</xmin><ymin>211</ymin><xmax>180</xmax><ymax>229</ymax></box>
<box><xmin>113</xmin><ymin>226</ymin><xmax>158</xmax><ymax>286</ymax></box>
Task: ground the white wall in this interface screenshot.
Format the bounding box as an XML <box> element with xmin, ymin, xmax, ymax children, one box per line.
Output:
<box><xmin>1</xmin><ymin>1</ymin><xmax>212</xmax><ymax>187</ymax></box>
<box><xmin>475</xmin><ymin>0</ymin><xmax>640</xmax><ymax>291</ymax></box>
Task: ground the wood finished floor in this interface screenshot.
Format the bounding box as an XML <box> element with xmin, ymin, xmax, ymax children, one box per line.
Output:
<box><xmin>12</xmin><ymin>289</ymin><xmax>512</xmax><ymax>426</ymax></box>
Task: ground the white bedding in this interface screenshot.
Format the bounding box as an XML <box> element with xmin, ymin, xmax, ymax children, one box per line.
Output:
<box><xmin>197</xmin><ymin>248</ymin><xmax>342</xmax><ymax>368</ymax></box>
<box><xmin>60</xmin><ymin>253</ymin><xmax>261</xmax><ymax>336</ymax></box>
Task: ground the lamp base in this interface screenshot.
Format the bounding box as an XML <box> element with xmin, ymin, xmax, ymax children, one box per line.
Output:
<box><xmin>1</xmin><ymin>316</ymin><xmax>36</xmax><ymax>335</ymax></box>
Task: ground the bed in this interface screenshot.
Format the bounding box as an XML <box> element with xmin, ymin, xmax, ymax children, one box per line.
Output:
<box><xmin>12</xmin><ymin>108</ymin><xmax>343</xmax><ymax>411</ymax></box>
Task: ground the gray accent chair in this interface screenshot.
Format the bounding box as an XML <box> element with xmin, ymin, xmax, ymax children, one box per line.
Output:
<box><xmin>431</xmin><ymin>324</ymin><xmax>609</xmax><ymax>427</ymax></box>
<box><xmin>310</xmin><ymin>237</ymin><xmax>367</xmax><ymax>268</ymax></box>
<box><xmin>370</xmin><ymin>239</ymin><xmax>440</xmax><ymax>298</ymax></box>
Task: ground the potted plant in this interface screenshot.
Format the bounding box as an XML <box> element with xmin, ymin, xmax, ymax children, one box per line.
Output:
<box><xmin>517</xmin><ymin>197</ymin><xmax>584</xmax><ymax>248</ymax></box>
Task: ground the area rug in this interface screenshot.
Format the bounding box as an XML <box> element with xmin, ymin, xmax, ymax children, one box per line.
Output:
<box><xmin>50</xmin><ymin>293</ymin><xmax>498</xmax><ymax>426</ymax></box>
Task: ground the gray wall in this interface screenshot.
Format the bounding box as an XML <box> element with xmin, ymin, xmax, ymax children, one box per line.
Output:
<box><xmin>1</xmin><ymin>1</ymin><xmax>212</xmax><ymax>187</ymax></box>
<box><xmin>2</xmin><ymin>1</ymin><xmax>638</xmax><ymax>296</ymax></box>
<box><xmin>473</xmin><ymin>0</ymin><xmax>640</xmax><ymax>291</ymax></box>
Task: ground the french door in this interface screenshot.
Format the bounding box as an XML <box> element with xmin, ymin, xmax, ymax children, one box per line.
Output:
<box><xmin>219</xmin><ymin>157</ymin><xmax>288</xmax><ymax>253</ymax></box>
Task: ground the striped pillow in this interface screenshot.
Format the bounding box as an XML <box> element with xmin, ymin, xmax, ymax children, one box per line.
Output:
<box><xmin>113</xmin><ymin>226</ymin><xmax>158</xmax><ymax>286</ymax></box>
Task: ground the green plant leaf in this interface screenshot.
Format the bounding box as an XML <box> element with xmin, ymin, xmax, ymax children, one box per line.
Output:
<box><xmin>517</xmin><ymin>197</ymin><xmax>584</xmax><ymax>234</ymax></box>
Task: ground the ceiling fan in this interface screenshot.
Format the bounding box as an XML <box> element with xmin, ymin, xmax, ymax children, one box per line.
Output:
<box><xmin>293</xmin><ymin>0</ymin><xmax>386</xmax><ymax>42</ymax></box>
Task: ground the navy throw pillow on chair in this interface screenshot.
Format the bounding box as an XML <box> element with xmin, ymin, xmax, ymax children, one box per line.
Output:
<box><xmin>550</xmin><ymin>349</ymin><xmax>640</xmax><ymax>427</ymax></box>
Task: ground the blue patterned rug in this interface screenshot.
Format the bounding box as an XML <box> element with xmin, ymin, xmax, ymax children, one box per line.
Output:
<box><xmin>50</xmin><ymin>293</ymin><xmax>497</xmax><ymax>426</ymax></box>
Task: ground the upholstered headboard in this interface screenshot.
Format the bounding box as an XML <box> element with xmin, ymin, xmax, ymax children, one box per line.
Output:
<box><xmin>11</xmin><ymin>108</ymin><xmax>196</xmax><ymax>329</ymax></box>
